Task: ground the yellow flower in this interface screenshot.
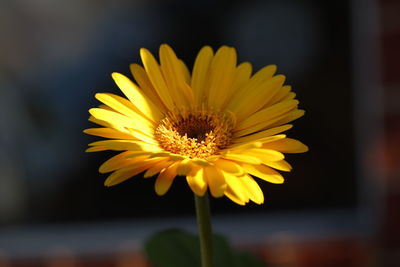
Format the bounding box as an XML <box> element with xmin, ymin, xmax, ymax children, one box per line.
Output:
<box><xmin>84</xmin><ymin>44</ymin><xmax>308</xmax><ymax>205</ymax></box>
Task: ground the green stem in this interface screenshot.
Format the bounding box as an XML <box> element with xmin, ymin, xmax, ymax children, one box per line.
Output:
<box><xmin>194</xmin><ymin>192</ymin><xmax>214</xmax><ymax>267</ymax></box>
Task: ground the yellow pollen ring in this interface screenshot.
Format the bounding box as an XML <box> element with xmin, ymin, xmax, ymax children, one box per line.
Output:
<box><xmin>154</xmin><ymin>109</ymin><xmax>234</xmax><ymax>159</ymax></box>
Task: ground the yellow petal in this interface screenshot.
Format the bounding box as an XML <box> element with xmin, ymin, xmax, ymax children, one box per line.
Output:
<box><xmin>88</xmin><ymin>115</ymin><xmax>109</xmax><ymax>127</ymax></box>
<box><xmin>191</xmin><ymin>46</ymin><xmax>214</xmax><ymax>106</ymax></box>
<box><xmin>99</xmin><ymin>153</ymin><xmax>148</xmax><ymax>173</ymax></box>
<box><xmin>263</xmin><ymin>160</ymin><xmax>292</xmax><ymax>172</ymax></box>
<box><xmin>282</xmin><ymin>92</ymin><xmax>296</xmax><ymax>101</ymax></box>
<box><xmin>266</xmin><ymin>85</ymin><xmax>292</xmax><ymax>107</ymax></box>
<box><xmin>95</xmin><ymin>93</ymin><xmax>155</xmax><ymax>125</ymax></box>
<box><xmin>213</xmin><ymin>159</ymin><xmax>245</xmax><ymax>176</ymax></box>
<box><xmin>230</xmin><ymin>75</ymin><xmax>286</xmax><ymax>121</ymax></box>
<box><xmin>186</xmin><ymin>168</ymin><xmax>207</xmax><ymax>196</ymax></box>
<box><xmin>229</xmin><ymin>134</ymin><xmax>286</xmax><ymax>152</ymax></box>
<box><xmin>233</xmin><ymin>124</ymin><xmax>292</xmax><ymax>142</ymax></box>
<box><xmin>89</xmin><ymin>108</ymin><xmax>153</xmax><ymax>135</ymax></box>
<box><xmin>230</xmin><ymin>62</ymin><xmax>252</xmax><ymax>95</ymax></box>
<box><xmin>140</xmin><ymin>48</ymin><xmax>175</xmax><ymax>110</ymax></box>
<box><xmin>111</xmin><ymin>73</ymin><xmax>163</xmax><ymax>121</ymax></box>
<box><xmin>226</xmin><ymin>64</ymin><xmax>277</xmax><ymax>112</ymax></box>
<box><xmin>159</xmin><ymin>44</ymin><xmax>192</xmax><ymax>107</ymax></box>
<box><xmin>176</xmin><ymin>158</ymin><xmax>194</xmax><ymax>175</ymax></box>
<box><xmin>224</xmin><ymin>187</ymin><xmax>246</xmax><ymax>205</ymax></box>
<box><xmin>144</xmin><ymin>159</ymin><xmax>173</xmax><ymax>178</ymax></box>
<box><xmin>179</xmin><ymin>59</ymin><xmax>191</xmax><ymax>84</ymax></box>
<box><xmin>104</xmin><ymin>164</ymin><xmax>148</xmax><ymax>187</ymax></box>
<box><xmin>155</xmin><ymin>162</ymin><xmax>179</xmax><ymax>195</ymax></box>
<box><xmin>88</xmin><ymin>115</ymin><xmax>126</xmax><ymax>132</ymax></box>
<box><xmin>191</xmin><ymin>158</ymin><xmax>214</xmax><ymax>166</ymax></box>
<box><xmin>205</xmin><ymin>155</ymin><xmax>220</xmax><ymax>163</ymax></box>
<box><xmin>239</xmin><ymin>175</ymin><xmax>264</xmax><ymax>204</ymax></box>
<box><xmin>124</xmin><ymin>129</ymin><xmax>157</xmax><ymax>145</ymax></box>
<box><xmin>83</xmin><ymin>128</ymin><xmax>135</xmax><ymax>140</ymax></box>
<box><xmin>227</xmin><ymin>141</ymin><xmax>263</xmax><ymax>152</ymax></box>
<box><xmin>235</xmin><ymin>99</ymin><xmax>299</xmax><ymax>131</ymax></box>
<box><xmin>88</xmin><ymin>108</ymin><xmax>131</xmax><ymax>129</ymax></box>
<box><xmin>204</xmin><ymin>166</ymin><xmax>226</xmax><ymax>198</ymax></box>
<box><xmin>85</xmin><ymin>146</ymin><xmax>107</xmax><ymax>152</ymax></box>
<box><xmin>129</xmin><ymin>63</ymin><xmax>168</xmax><ymax>113</ymax></box>
<box><xmin>179</xmin><ymin>82</ymin><xmax>195</xmax><ymax>109</ymax></box>
<box><xmin>223</xmin><ymin>171</ymin><xmax>248</xmax><ymax>203</ymax></box>
<box><xmin>207</xmin><ymin>46</ymin><xmax>237</xmax><ymax>109</ymax></box>
<box><xmin>221</xmin><ymin>153</ymin><xmax>262</xmax><ymax>165</ymax></box>
<box><xmin>149</xmin><ymin>152</ymin><xmax>185</xmax><ymax>161</ymax></box>
<box><xmin>266</xmin><ymin>109</ymin><xmax>305</xmax><ymax>129</ymax></box>
<box><xmin>219</xmin><ymin>61</ymin><xmax>253</xmax><ymax>110</ymax></box>
<box><xmin>242</xmin><ymin>164</ymin><xmax>284</xmax><ymax>184</ymax></box>
<box><xmin>241</xmin><ymin>148</ymin><xmax>285</xmax><ymax>162</ymax></box>
<box><xmin>234</xmin><ymin>108</ymin><xmax>301</xmax><ymax>137</ymax></box>
<box><xmin>88</xmin><ymin>140</ymin><xmax>160</xmax><ymax>152</ymax></box>
<box><xmin>105</xmin><ymin>157</ymin><xmax>167</xmax><ymax>187</ymax></box>
<box><xmin>262</xmin><ymin>138</ymin><xmax>309</xmax><ymax>153</ymax></box>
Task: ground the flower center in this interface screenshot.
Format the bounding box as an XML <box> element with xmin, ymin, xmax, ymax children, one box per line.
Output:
<box><xmin>154</xmin><ymin>109</ymin><xmax>234</xmax><ymax>159</ymax></box>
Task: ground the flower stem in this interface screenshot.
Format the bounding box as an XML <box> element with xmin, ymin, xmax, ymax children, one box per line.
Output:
<box><xmin>194</xmin><ymin>192</ymin><xmax>214</xmax><ymax>267</ymax></box>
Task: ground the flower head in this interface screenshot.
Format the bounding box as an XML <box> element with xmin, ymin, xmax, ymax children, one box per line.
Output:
<box><xmin>84</xmin><ymin>44</ymin><xmax>308</xmax><ymax>205</ymax></box>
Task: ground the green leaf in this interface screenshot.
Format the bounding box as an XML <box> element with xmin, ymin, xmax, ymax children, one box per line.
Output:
<box><xmin>144</xmin><ymin>229</ymin><xmax>201</xmax><ymax>267</ymax></box>
<box><xmin>234</xmin><ymin>251</ymin><xmax>266</xmax><ymax>267</ymax></box>
<box><xmin>144</xmin><ymin>229</ymin><xmax>266</xmax><ymax>267</ymax></box>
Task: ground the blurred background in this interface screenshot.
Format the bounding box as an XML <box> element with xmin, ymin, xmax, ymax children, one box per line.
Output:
<box><xmin>0</xmin><ymin>0</ymin><xmax>399</xmax><ymax>266</ymax></box>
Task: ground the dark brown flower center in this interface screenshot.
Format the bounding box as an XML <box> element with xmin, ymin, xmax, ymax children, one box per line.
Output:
<box><xmin>154</xmin><ymin>109</ymin><xmax>234</xmax><ymax>159</ymax></box>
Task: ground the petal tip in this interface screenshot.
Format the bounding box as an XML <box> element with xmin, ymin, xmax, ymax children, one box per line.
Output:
<box><xmin>111</xmin><ymin>72</ymin><xmax>122</xmax><ymax>80</ymax></box>
<box><xmin>155</xmin><ymin>186</ymin><xmax>167</xmax><ymax>196</ymax></box>
<box><xmin>302</xmin><ymin>144</ymin><xmax>310</xmax><ymax>152</ymax></box>
<box><xmin>140</xmin><ymin>48</ymin><xmax>151</xmax><ymax>59</ymax></box>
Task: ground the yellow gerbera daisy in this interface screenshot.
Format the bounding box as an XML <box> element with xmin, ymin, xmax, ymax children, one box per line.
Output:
<box><xmin>84</xmin><ymin>44</ymin><xmax>308</xmax><ymax>205</ymax></box>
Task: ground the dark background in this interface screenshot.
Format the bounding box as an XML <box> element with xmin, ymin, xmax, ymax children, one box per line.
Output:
<box><xmin>1</xmin><ymin>0</ymin><xmax>355</xmax><ymax>225</ymax></box>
